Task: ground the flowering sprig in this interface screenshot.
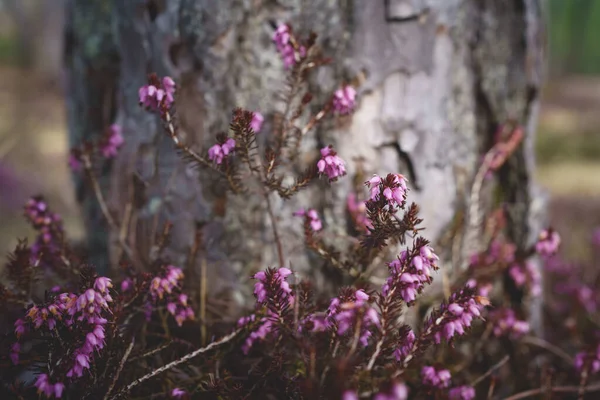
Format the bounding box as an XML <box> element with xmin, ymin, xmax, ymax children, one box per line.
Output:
<box><xmin>148</xmin><ymin>265</ymin><xmax>195</xmax><ymax>327</ymax></box>
<box><xmin>24</xmin><ymin>196</ymin><xmax>65</xmax><ymax>267</ymax></box>
<box><xmin>421</xmin><ymin>365</ymin><xmax>452</xmax><ymax>388</ymax></box>
<box><xmin>273</xmin><ymin>23</ymin><xmax>306</xmax><ymax>69</ymax></box>
<box><xmin>317</xmin><ymin>146</ymin><xmax>346</xmax><ymax>182</ymax></box>
<box><xmin>489</xmin><ymin>308</ymin><xmax>530</xmax><ymax>339</ymax></box>
<box><xmin>208</xmin><ymin>137</ymin><xmax>236</xmax><ymax>165</ymax></box>
<box><xmin>139</xmin><ymin>74</ymin><xmax>176</xmax><ymax>113</ymax></box>
<box><xmin>381</xmin><ymin>239</ymin><xmax>439</xmax><ymax>303</ymax></box>
<box><xmin>294</xmin><ymin>208</ymin><xmax>323</xmax><ymax>232</ymax></box>
<box><xmin>11</xmin><ymin>276</ymin><xmax>114</xmax><ymax>398</ymax></box>
<box><xmin>448</xmin><ymin>385</ymin><xmax>476</xmax><ymax>400</ymax></box>
<box><xmin>69</xmin><ymin>123</ymin><xmax>124</xmax><ymax>171</ymax></box>
<box><xmin>332</xmin><ymin>85</ymin><xmax>357</xmax><ymax>115</ymax></box>
<box><xmin>535</xmin><ymin>228</ymin><xmax>561</xmax><ymax>257</ymax></box>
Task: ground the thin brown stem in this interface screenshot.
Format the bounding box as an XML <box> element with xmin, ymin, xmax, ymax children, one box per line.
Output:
<box><xmin>521</xmin><ymin>336</ymin><xmax>574</xmax><ymax>364</ymax></box>
<box><xmin>82</xmin><ymin>154</ymin><xmax>138</xmax><ymax>267</ymax></box>
<box><xmin>469</xmin><ymin>355</ymin><xmax>509</xmax><ymax>387</ymax></box>
<box><xmin>113</xmin><ymin>330</ymin><xmax>240</xmax><ymax>398</ymax></box>
<box><xmin>103</xmin><ymin>338</ymin><xmax>135</xmax><ymax>400</ymax></box>
<box><xmin>502</xmin><ymin>382</ymin><xmax>600</xmax><ymax>400</ymax></box>
<box><xmin>199</xmin><ymin>256</ymin><xmax>208</xmax><ymax>346</ymax></box>
<box><xmin>265</xmin><ymin>192</ymin><xmax>285</xmax><ymax>267</ymax></box>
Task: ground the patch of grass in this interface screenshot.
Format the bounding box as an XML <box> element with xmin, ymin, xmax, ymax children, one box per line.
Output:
<box><xmin>0</xmin><ymin>35</ymin><xmax>20</xmax><ymax>65</ymax></box>
<box><xmin>536</xmin><ymin>128</ymin><xmax>600</xmax><ymax>164</ymax></box>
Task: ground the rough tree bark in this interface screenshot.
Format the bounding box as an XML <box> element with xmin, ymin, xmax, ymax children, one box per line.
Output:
<box><xmin>66</xmin><ymin>0</ymin><xmax>546</xmax><ymax>322</ymax></box>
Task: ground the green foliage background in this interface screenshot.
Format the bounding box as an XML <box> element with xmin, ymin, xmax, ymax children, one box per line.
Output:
<box><xmin>548</xmin><ymin>0</ymin><xmax>600</xmax><ymax>75</ymax></box>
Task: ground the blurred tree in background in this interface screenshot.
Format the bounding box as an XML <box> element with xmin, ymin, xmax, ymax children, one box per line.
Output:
<box><xmin>548</xmin><ymin>0</ymin><xmax>600</xmax><ymax>75</ymax></box>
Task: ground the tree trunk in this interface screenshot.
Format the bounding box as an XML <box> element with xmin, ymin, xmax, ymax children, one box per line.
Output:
<box><xmin>67</xmin><ymin>0</ymin><xmax>546</xmax><ymax>319</ymax></box>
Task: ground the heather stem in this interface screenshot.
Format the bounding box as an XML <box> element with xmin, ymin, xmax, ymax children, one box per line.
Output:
<box><xmin>82</xmin><ymin>154</ymin><xmax>137</xmax><ymax>266</ymax></box>
<box><xmin>113</xmin><ymin>330</ymin><xmax>240</xmax><ymax>398</ymax></box>
<box><xmin>366</xmin><ymin>289</ymin><xmax>396</xmax><ymax>371</ymax></box>
<box><xmin>103</xmin><ymin>338</ymin><xmax>135</xmax><ymax>400</ymax></box>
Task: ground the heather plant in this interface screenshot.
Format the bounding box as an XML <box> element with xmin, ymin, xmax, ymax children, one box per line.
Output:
<box><xmin>1</xmin><ymin>23</ymin><xmax>600</xmax><ymax>400</ymax></box>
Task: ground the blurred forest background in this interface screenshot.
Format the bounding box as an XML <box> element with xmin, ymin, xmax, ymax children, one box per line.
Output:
<box><xmin>0</xmin><ymin>0</ymin><xmax>598</xmax><ymax>263</ymax></box>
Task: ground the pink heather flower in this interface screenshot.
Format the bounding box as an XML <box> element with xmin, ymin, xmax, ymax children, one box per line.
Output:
<box><xmin>242</xmin><ymin>316</ymin><xmax>274</xmax><ymax>354</ymax></box>
<box><xmin>373</xmin><ymin>382</ymin><xmax>409</xmax><ymax>400</ymax></box>
<box><xmin>365</xmin><ymin>174</ymin><xmax>408</xmax><ymax>209</ymax></box>
<box><xmin>332</xmin><ymin>85</ymin><xmax>357</xmax><ymax>115</ymax></box>
<box><xmin>139</xmin><ymin>74</ymin><xmax>176</xmax><ymax>111</ymax></box>
<box><xmin>208</xmin><ymin>138</ymin><xmax>236</xmax><ymax>165</ymax></box>
<box><xmin>120</xmin><ymin>278</ymin><xmax>133</xmax><ymax>292</ymax></box>
<box><xmin>68</xmin><ymin>153</ymin><xmax>82</xmax><ymax>171</ymax></box>
<box><xmin>334</xmin><ymin>298</ymin><xmax>380</xmax><ymax>347</ymax></box>
<box><xmin>382</xmin><ymin>244</ymin><xmax>439</xmax><ymax>303</ymax></box>
<box><xmin>171</xmin><ymin>388</ymin><xmax>186</xmax><ymax>398</ymax></box>
<box><xmin>342</xmin><ymin>391</ymin><xmax>359</xmax><ymax>400</ymax></box>
<box><xmin>317</xmin><ymin>146</ymin><xmax>346</xmax><ymax>181</ymax></box>
<box><xmin>429</xmin><ymin>285</ymin><xmax>488</xmax><ymax>345</ymax></box>
<box><xmin>422</xmin><ymin>366</ymin><xmax>451</xmax><ymax>388</ymax></box>
<box><xmin>491</xmin><ymin>308</ymin><xmax>529</xmax><ymax>339</ymax></box>
<box><xmin>449</xmin><ymin>386</ymin><xmax>476</xmax><ymax>400</ymax></box>
<box><xmin>14</xmin><ymin>318</ymin><xmax>26</xmax><ymax>338</ymax></box>
<box><xmin>237</xmin><ymin>313</ymin><xmax>256</xmax><ymax>328</ymax></box>
<box><xmin>294</xmin><ymin>208</ymin><xmax>323</xmax><ymax>231</ymax></box>
<box><xmin>35</xmin><ymin>373</ymin><xmax>65</xmax><ymax>398</ymax></box>
<box><xmin>94</xmin><ymin>277</ymin><xmax>113</xmax><ymax>293</ymax></box>
<box><xmin>250</xmin><ymin>112</ymin><xmax>264</xmax><ymax>133</ymax></box>
<box><xmin>575</xmin><ymin>345</ymin><xmax>600</xmax><ymax>374</ymax></box>
<box><xmin>393</xmin><ymin>329</ymin><xmax>416</xmax><ymax>362</ymax></box>
<box><xmin>100</xmin><ymin>124</ymin><xmax>124</xmax><ymax>158</ymax></box>
<box><xmin>577</xmin><ymin>285</ymin><xmax>597</xmax><ymax>313</ymax></box>
<box><xmin>347</xmin><ymin>193</ymin><xmax>372</xmax><ymax>232</ymax></box>
<box><xmin>252</xmin><ymin>267</ymin><xmax>294</xmax><ymax>307</ymax></box>
<box><xmin>10</xmin><ymin>342</ymin><xmax>20</xmax><ymax>365</ymax></box>
<box><xmin>273</xmin><ymin>24</ymin><xmax>305</xmax><ymax>68</ymax></box>
<box><xmin>535</xmin><ymin>228</ymin><xmax>560</xmax><ymax>256</ymax></box>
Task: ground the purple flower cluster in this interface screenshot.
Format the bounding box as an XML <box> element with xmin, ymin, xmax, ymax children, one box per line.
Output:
<box><xmin>253</xmin><ymin>267</ymin><xmax>294</xmax><ymax>307</ymax></box>
<box><xmin>332</xmin><ymin>85</ymin><xmax>357</xmax><ymax>115</ymax></box>
<box><xmin>365</xmin><ymin>173</ymin><xmax>408</xmax><ymax>209</ymax></box>
<box><xmin>67</xmin><ymin>277</ymin><xmax>113</xmax><ymax>378</ymax></box>
<box><xmin>250</xmin><ymin>111</ymin><xmax>264</xmax><ymax>133</ymax></box>
<box><xmin>448</xmin><ymin>385</ymin><xmax>476</xmax><ymax>400</ymax></box>
<box><xmin>343</xmin><ymin>383</ymin><xmax>408</xmax><ymax>400</ymax></box>
<box><xmin>24</xmin><ymin>196</ymin><xmax>63</xmax><ymax>265</ymax></box>
<box><xmin>139</xmin><ymin>75</ymin><xmax>176</xmax><ymax>112</ymax></box>
<box><xmin>382</xmin><ymin>244</ymin><xmax>439</xmax><ymax>303</ymax></box>
<box><xmin>393</xmin><ymin>329</ymin><xmax>416</xmax><ymax>363</ymax></box>
<box><xmin>374</xmin><ymin>382</ymin><xmax>409</xmax><ymax>400</ymax></box>
<box><xmin>171</xmin><ymin>388</ymin><xmax>187</xmax><ymax>398</ymax></box>
<box><xmin>575</xmin><ymin>344</ymin><xmax>600</xmax><ymax>374</ymax></box>
<box><xmin>167</xmin><ymin>294</ymin><xmax>195</xmax><ymax>327</ymax></box>
<box><xmin>509</xmin><ymin>260</ymin><xmax>541</xmax><ymax>296</ymax></box>
<box><xmin>329</xmin><ymin>289</ymin><xmax>380</xmax><ymax>347</ymax></box>
<box><xmin>35</xmin><ymin>374</ymin><xmax>65</xmax><ymax>399</ymax></box>
<box><xmin>294</xmin><ymin>208</ymin><xmax>323</xmax><ymax>232</ymax></box>
<box><xmin>431</xmin><ymin>284</ymin><xmax>487</xmax><ymax>344</ymax></box>
<box><xmin>208</xmin><ymin>138</ymin><xmax>236</xmax><ymax>165</ymax></box>
<box><xmin>346</xmin><ymin>193</ymin><xmax>372</xmax><ymax>232</ymax></box>
<box><xmin>317</xmin><ymin>146</ymin><xmax>346</xmax><ymax>182</ymax></box>
<box><xmin>15</xmin><ymin>277</ymin><xmax>114</xmax><ymax>397</ymax></box>
<box><xmin>535</xmin><ymin>228</ymin><xmax>561</xmax><ymax>256</ymax></box>
<box><xmin>148</xmin><ymin>266</ymin><xmax>195</xmax><ymax>326</ymax></box>
<box><xmin>490</xmin><ymin>308</ymin><xmax>529</xmax><ymax>339</ymax></box>
<box><xmin>469</xmin><ymin>239</ymin><xmax>515</xmax><ymax>269</ymax></box>
<box><xmin>241</xmin><ymin>314</ymin><xmax>274</xmax><ymax>354</ymax></box>
<box><xmin>99</xmin><ymin>124</ymin><xmax>124</xmax><ymax>159</ymax></box>
<box><xmin>421</xmin><ymin>365</ymin><xmax>451</xmax><ymax>388</ymax></box>
<box><xmin>273</xmin><ymin>24</ymin><xmax>305</xmax><ymax>68</ymax></box>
